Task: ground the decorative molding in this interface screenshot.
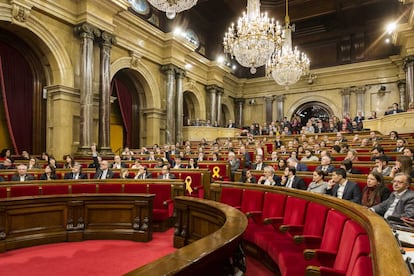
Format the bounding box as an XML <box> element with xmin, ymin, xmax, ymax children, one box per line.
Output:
<box><xmin>11</xmin><ymin>0</ymin><xmax>32</xmax><ymax>24</ymax></box>
<box><xmin>130</xmin><ymin>51</ymin><xmax>143</xmax><ymax>68</ymax></box>
<box><xmin>74</xmin><ymin>23</ymin><xmax>101</xmax><ymax>40</ymax></box>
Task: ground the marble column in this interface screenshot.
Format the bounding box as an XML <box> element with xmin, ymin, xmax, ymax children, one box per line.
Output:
<box><xmin>404</xmin><ymin>56</ymin><xmax>414</xmax><ymax>105</ymax></box>
<box><xmin>161</xmin><ymin>64</ymin><xmax>176</xmax><ymax>145</ymax></box>
<box><xmin>275</xmin><ymin>95</ymin><xmax>285</xmax><ymax>122</ymax></box>
<box><xmin>206</xmin><ymin>85</ymin><xmax>218</xmax><ymax>124</ymax></box>
<box><xmin>98</xmin><ymin>31</ymin><xmax>116</xmax><ymax>156</ymax></box>
<box><xmin>175</xmin><ymin>67</ymin><xmax>186</xmax><ymax>144</ymax></box>
<box><xmin>354</xmin><ymin>86</ymin><xmax>366</xmax><ymax>115</ymax></box>
<box><xmin>75</xmin><ymin>23</ymin><xmax>100</xmax><ymax>155</ymax></box>
<box><xmin>265</xmin><ymin>96</ymin><xmax>274</xmax><ymax>124</ymax></box>
<box><xmin>340</xmin><ymin>88</ymin><xmax>351</xmax><ymax>118</ymax></box>
<box><xmin>398</xmin><ymin>81</ymin><xmax>407</xmax><ymax>111</ymax></box>
<box><xmin>216</xmin><ymin>88</ymin><xmax>224</xmax><ymax>126</ymax></box>
<box><xmin>234</xmin><ymin>98</ymin><xmax>245</xmax><ymax>128</ymax></box>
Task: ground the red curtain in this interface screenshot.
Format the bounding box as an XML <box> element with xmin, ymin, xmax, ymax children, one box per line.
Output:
<box><xmin>113</xmin><ymin>79</ymin><xmax>132</xmax><ymax>147</ymax></box>
<box><xmin>0</xmin><ymin>43</ymin><xmax>33</xmax><ymax>155</ymax></box>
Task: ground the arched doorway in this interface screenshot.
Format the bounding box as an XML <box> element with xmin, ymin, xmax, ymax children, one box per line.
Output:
<box><xmin>183</xmin><ymin>91</ymin><xmax>200</xmax><ymax>126</ymax></box>
<box><xmin>293</xmin><ymin>101</ymin><xmax>334</xmax><ymax>126</ymax></box>
<box><xmin>0</xmin><ymin>30</ymin><xmax>46</xmax><ymax>154</ymax></box>
<box><xmin>111</xmin><ymin>69</ymin><xmax>144</xmax><ymax>152</ymax></box>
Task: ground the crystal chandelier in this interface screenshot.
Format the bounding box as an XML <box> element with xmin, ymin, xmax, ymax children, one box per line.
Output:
<box><xmin>147</xmin><ymin>0</ymin><xmax>198</xmax><ymax>19</ymax></box>
<box><xmin>223</xmin><ymin>0</ymin><xmax>282</xmax><ymax>74</ymax></box>
<box><xmin>266</xmin><ymin>0</ymin><xmax>310</xmax><ymax>88</ymax></box>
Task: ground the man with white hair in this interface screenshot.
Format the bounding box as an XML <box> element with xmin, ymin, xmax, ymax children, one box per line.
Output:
<box><xmin>316</xmin><ymin>156</ymin><xmax>335</xmax><ymax>173</ymax></box>
<box><xmin>11</xmin><ymin>164</ymin><xmax>35</xmax><ymax>181</ymax></box>
<box><xmin>287</xmin><ymin>157</ymin><xmax>308</xmax><ymax>172</ymax></box>
<box><xmin>228</xmin><ymin>151</ymin><xmax>240</xmax><ymax>181</ymax></box>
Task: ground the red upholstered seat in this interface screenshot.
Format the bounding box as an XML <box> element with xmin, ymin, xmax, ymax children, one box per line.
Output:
<box><xmin>0</xmin><ymin>187</ymin><xmax>7</xmax><ymax>198</ymax></box>
<box><xmin>42</xmin><ymin>185</ymin><xmax>69</xmax><ymax>195</ymax></box>
<box><xmin>198</xmin><ymin>162</ymin><xmax>229</xmax><ymax>181</ymax></box>
<box><xmin>348</xmin><ymin>255</ymin><xmax>373</xmax><ymax>276</ymax></box>
<box><xmin>71</xmin><ymin>184</ymin><xmax>97</xmax><ymax>194</ymax></box>
<box><xmin>278</xmin><ymin>209</ymin><xmax>349</xmax><ymax>276</ymax></box>
<box><xmin>99</xmin><ymin>183</ymin><xmax>123</xmax><ymax>193</ymax></box>
<box><xmin>314</xmin><ymin>234</ymin><xmax>371</xmax><ymax>276</ymax></box>
<box><xmin>243</xmin><ymin>192</ymin><xmax>287</xmax><ymax>242</ymax></box>
<box><xmin>220</xmin><ymin>187</ymin><xmax>243</xmax><ymax>209</ymax></box>
<box><xmin>240</xmin><ymin>189</ymin><xmax>264</xmax><ymax>214</ymax></box>
<box><xmin>124</xmin><ymin>184</ymin><xmax>148</xmax><ymax>193</ymax></box>
<box><xmin>148</xmin><ymin>184</ymin><xmax>174</xmax><ymax>221</ymax></box>
<box><xmin>10</xmin><ymin>185</ymin><xmax>40</xmax><ymax>197</ymax></box>
<box><xmin>177</xmin><ymin>171</ymin><xmax>204</xmax><ymax>198</ymax></box>
<box><xmin>254</xmin><ymin>197</ymin><xmax>308</xmax><ymax>252</ymax></box>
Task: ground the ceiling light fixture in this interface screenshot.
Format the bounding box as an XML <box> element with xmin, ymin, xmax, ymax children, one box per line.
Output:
<box><xmin>223</xmin><ymin>0</ymin><xmax>282</xmax><ymax>74</ymax></box>
<box><xmin>147</xmin><ymin>0</ymin><xmax>198</xmax><ymax>19</ymax></box>
<box><xmin>266</xmin><ymin>0</ymin><xmax>310</xmax><ymax>88</ymax></box>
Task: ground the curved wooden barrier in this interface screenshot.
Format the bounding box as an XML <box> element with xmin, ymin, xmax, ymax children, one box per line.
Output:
<box><xmin>210</xmin><ymin>181</ymin><xmax>409</xmax><ymax>276</ymax></box>
<box><xmin>125</xmin><ymin>196</ymin><xmax>248</xmax><ymax>276</ymax></box>
<box><xmin>0</xmin><ymin>194</ymin><xmax>154</xmax><ymax>252</ymax></box>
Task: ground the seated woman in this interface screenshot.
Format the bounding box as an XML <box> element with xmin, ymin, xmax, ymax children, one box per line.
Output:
<box><xmin>361</xmin><ymin>172</ymin><xmax>391</xmax><ymax>207</ymax></box>
<box><xmin>242</xmin><ymin>169</ymin><xmax>257</xmax><ymax>184</ymax></box>
<box><xmin>39</xmin><ymin>165</ymin><xmax>57</xmax><ymax>180</ymax></box>
<box><xmin>277</xmin><ymin>159</ymin><xmax>287</xmax><ymax>172</ymax></box>
<box><xmin>257</xmin><ymin>166</ymin><xmax>281</xmax><ymax>186</ymax></box>
<box><xmin>187</xmin><ymin>158</ymin><xmax>199</xmax><ymax>169</ymax></box>
<box><xmin>390</xmin><ymin>155</ymin><xmax>414</xmax><ymax>178</ymax></box>
<box><xmin>307</xmin><ymin>169</ymin><xmax>328</xmax><ymax>194</ymax></box>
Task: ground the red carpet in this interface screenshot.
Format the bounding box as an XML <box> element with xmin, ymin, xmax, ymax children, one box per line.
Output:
<box><xmin>0</xmin><ymin>228</ymin><xmax>274</xmax><ymax>275</ymax></box>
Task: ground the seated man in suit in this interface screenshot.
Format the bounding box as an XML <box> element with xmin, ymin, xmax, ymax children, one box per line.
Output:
<box><xmin>252</xmin><ymin>154</ymin><xmax>266</xmax><ymax>171</ymax></box>
<box><xmin>134</xmin><ymin>165</ymin><xmax>152</xmax><ymax>179</ymax></box>
<box><xmin>280</xmin><ymin>166</ymin><xmax>307</xmax><ymax>190</ymax></box>
<box><xmin>158</xmin><ymin>165</ymin><xmax>175</xmax><ymax>179</ymax></box>
<box><xmin>370</xmin><ymin>173</ymin><xmax>414</xmax><ymax>219</ymax></box>
<box><xmin>326</xmin><ymin>168</ymin><xmax>362</xmax><ymax>204</ymax></box>
<box><xmin>316</xmin><ymin>156</ymin><xmax>335</xmax><ymax>173</ymax></box>
<box><xmin>238</xmin><ymin>146</ymin><xmax>252</xmax><ymax>168</ymax></box>
<box><xmin>340</xmin><ymin>159</ymin><xmax>362</xmax><ymax>175</ymax></box>
<box><xmin>64</xmin><ymin>162</ymin><xmax>87</xmax><ymax>180</ymax></box>
<box><xmin>257</xmin><ymin>166</ymin><xmax>281</xmax><ymax>186</ymax></box>
<box><xmin>286</xmin><ymin>157</ymin><xmax>308</xmax><ymax>172</ymax></box>
<box><xmin>11</xmin><ymin>164</ymin><xmax>35</xmax><ymax>182</ymax></box>
<box><xmin>94</xmin><ymin>160</ymin><xmax>114</xmax><ymax>179</ymax></box>
<box><xmin>0</xmin><ymin>158</ymin><xmax>15</xmax><ymax>170</ymax></box>
<box><xmin>228</xmin><ymin>151</ymin><xmax>240</xmax><ymax>181</ymax></box>
<box><xmin>112</xmin><ymin>155</ymin><xmax>127</xmax><ymax>169</ymax></box>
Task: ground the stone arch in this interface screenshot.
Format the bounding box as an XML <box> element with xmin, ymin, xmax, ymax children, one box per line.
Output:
<box><xmin>286</xmin><ymin>95</ymin><xmax>340</xmax><ymax>120</ymax></box>
<box><xmin>111</xmin><ymin>57</ymin><xmax>161</xmax><ymax>109</ymax></box>
<box><xmin>220</xmin><ymin>97</ymin><xmax>235</xmax><ymax>127</ymax></box>
<box><xmin>183</xmin><ymin>90</ymin><xmax>202</xmax><ymax>125</ymax></box>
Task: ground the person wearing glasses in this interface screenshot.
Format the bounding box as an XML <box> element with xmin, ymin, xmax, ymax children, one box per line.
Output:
<box><xmin>370</xmin><ymin>173</ymin><xmax>414</xmax><ymax>219</ymax></box>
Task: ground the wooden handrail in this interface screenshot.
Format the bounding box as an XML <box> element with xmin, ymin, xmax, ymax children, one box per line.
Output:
<box><xmin>125</xmin><ymin>196</ymin><xmax>248</xmax><ymax>275</ymax></box>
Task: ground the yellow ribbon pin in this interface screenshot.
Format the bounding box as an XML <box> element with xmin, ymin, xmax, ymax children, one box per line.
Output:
<box><xmin>185</xmin><ymin>176</ymin><xmax>193</xmax><ymax>194</ymax></box>
<box><xmin>212</xmin><ymin>166</ymin><xmax>220</xmax><ymax>178</ymax></box>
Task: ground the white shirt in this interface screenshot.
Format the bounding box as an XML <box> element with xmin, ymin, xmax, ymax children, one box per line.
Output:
<box><xmin>384</xmin><ymin>190</ymin><xmax>408</xmax><ymax>218</ymax></box>
<box><xmin>337</xmin><ymin>180</ymin><xmax>348</xmax><ymax>199</ymax></box>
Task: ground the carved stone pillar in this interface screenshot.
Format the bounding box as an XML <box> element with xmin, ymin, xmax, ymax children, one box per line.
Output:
<box><xmin>265</xmin><ymin>96</ymin><xmax>274</xmax><ymax>124</ymax></box>
<box><xmin>206</xmin><ymin>85</ymin><xmax>218</xmax><ymax>124</ymax></box>
<box><xmin>354</xmin><ymin>86</ymin><xmax>366</xmax><ymax>115</ymax></box>
<box><xmin>234</xmin><ymin>98</ymin><xmax>245</xmax><ymax>127</ymax></box>
<box><xmin>175</xmin><ymin>68</ymin><xmax>186</xmax><ymax>144</ymax></box>
<box><xmin>275</xmin><ymin>95</ymin><xmax>285</xmax><ymax>122</ymax></box>
<box><xmin>404</xmin><ymin>56</ymin><xmax>414</xmax><ymax>105</ymax></box>
<box><xmin>98</xmin><ymin>31</ymin><xmax>116</xmax><ymax>156</ymax></box>
<box><xmin>75</xmin><ymin>23</ymin><xmax>100</xmax><ymax>155</ymax></box>
<box><xmin>161</xmin><ymin>64</ymin><xmax>176</xmax><ymax>145</ymax></box>
<box><xmin>398</xmin><ymin>81</ymin><xmax>407</xmax><ymax>111</ymax></box>
<box><xmin>340</xmin><ymin>88</ymin><xmax>351</xmax><ymax>117</ymax></box>
<box><xmin>216</xmin><ymin>88</ymin><xmax>224</xmax><ymax>126</ymax></box>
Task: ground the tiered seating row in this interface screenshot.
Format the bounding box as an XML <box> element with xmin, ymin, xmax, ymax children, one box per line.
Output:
<box><xmin>210</xmin><ymin>182</ymin><xmax>407</xmax><ymax>276</ymax></box>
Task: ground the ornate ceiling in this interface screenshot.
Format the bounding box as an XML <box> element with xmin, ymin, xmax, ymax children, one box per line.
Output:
<box><xmin>136</xmin><ymin>0</ymin><xmax>411</xmax><ymax>77</ymax></box>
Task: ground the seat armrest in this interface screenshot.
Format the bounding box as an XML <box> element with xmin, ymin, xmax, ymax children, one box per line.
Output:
<box><xmin>163</xmin><ymin>199</ymin><xmax>174</xmax><ymax>206</ymax></box>
<box><xmin>193</xmin><ymin>185</ymin><xmax>203</xmax><ymax>191</ymax></box>
<box><xmin>294</xmin><ymin>235</ymin><xmax>322</xmax><ymax>247</ymax></box>
<box><xmin>246</xmin><ymin>211</ymin><xmax>262</xmax><ymax>218</ymax></box>
<box><xmin>313</xmin><ymin>250</ymin><xmax>337</xmax><ymax>267</ymax></box>
<box><xmin>309</xmin><ymin>266</ymin><xmax>345</xmax><ymax>276</ymax></box>
<box><xmin>305</xmin><ymin>265</ymin><xmax>320</xmax><ymax>275</ymax></box>
<box><xmin>279</xmin><ymin>224</ymin><xmax>304</xmax><ymax>234</ymax></box>
<box><xmin>263</xmin><ymin>217</ymin><xmax>284</xmax><ymax>230</ymax></box>
<box><xmin>163</xmin><ymin>199</ymin><xmax>174</xmax><ymax>217</ymax></box>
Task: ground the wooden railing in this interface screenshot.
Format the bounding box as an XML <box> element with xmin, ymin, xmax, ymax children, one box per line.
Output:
<box><xmin>0</xmin><ymin>194</ymin><xmax>154</xmax><ymax>252</ymax></box>
<box><xmin>125</xmin><ymin>196</ymin><xmax>248</xmax><ymax>275</ymax></box>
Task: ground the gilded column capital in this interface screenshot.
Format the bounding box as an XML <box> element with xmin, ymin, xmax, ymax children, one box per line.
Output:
<box><xmin>234</xmin><ymin>98</ymin><xmax>245</xmax><ymax>104</ymax></box>
<box><xmin>353</xmin><ymin>86</ymin><xmax>367</xmax><ymax>94</ymax></box>
<box><xmin>340</xmin><ymin>88</ymin><xmax>351</xmax><ymax>96</ymax></box>
<box><xmin>398</xmin><ymin>80</ymin><xmax>406</xmax><ymax>89</ymax></box>
<box><xmin>74</xmin><ymin>23</ymin><xmax>101</xmax><ymax>40</ymax></box>
<box><xmin>205</xmin><ymin>84</ymin><xmax>222</xmax><ymax>93</ymax></box>
<box><xmin>175</xmin><ymin>68</ymin><xmax>186</xmax><ymax>79</ymax></box>
<box><xmin>161</xmin><ymin>64</ymin><xmax>177</xmax><ymax>74</ymax></box>
<box><xmin>275</xmin><ymin>95</ymin><xmax>286</xmax><ymax>102</ymax></box>
<box><xmin>11</xmin><ymin>0</ymin><xmax>33</xmax><ymax>24</ymax></box>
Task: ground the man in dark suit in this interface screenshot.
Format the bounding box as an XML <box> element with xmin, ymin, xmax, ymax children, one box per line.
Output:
<box><xmin>257</xmin><ymin>166</ymin><xmax>281</xmax><ymax>186</ymax></box>
<box><xmin>64</xmin><ymin>162</ymin><xmax>87</xmax><ymax>180</ymax></box>
<box><xmin>281</xmin><ymin>166</ymin><xmax>307</xmax><ymax>190</ymax></box>
<box><xmin>158</xmin><ymin>165</ymin><xmax>175</xmax><ymax>179</ymax></box>
<box><xmin>385</xmin><ymin>102</ymin><xmax>404</xmax><ymax>115</ymax></box>
<box><xmin>112</xmin><ymin>155</ymin><xmax>127</xmax><ymax>169</ymax></box>
<box><xmin>134</xmin><ymin>165</ymin><xmax>152</xmax><ymax>179</ymax></box>
<box><xmin>326</xmin><ymin>168</ymin><xmax>362</xmax><ymax>204</ymax></box>
<box><xmin>228</xmin><ymin>152</ymin><xmax>240</xmax><ymax>181</ymax></box>
<box><xmin>370</xmin><ymin>173</ymin><xmax>414</xmax><ymax>219</ymax></box>
<box><xmin>239</xmin><ymin>146</ymin><xmax>252</xmax><ymax>168</ymax></box>
<box><xmin>287</xmin><ymin>157</ymin><xmax>308</xmax><ymax>172</ymax></box>
<box><xmin>252</xmin><ymin>154</ymin><xmax>266</xmax><ymax>171</ymax></box>
<box><xmin>227</xmin><ymin>119</ymin><xmax>236</xmax><ymax>128</ymax></box>
<box><xmin>316</xmin><ymin>156</ymin><xmax>335</xmax><ymax>173</ymax></box>
<box><xmin>94</xmin><ymin>160</ymin><xmax>114</xmax><ymax>179</ymax></box>
<box><xmin>11</xmin><ymin>164</ymin><xmax>35</xmax><ymax>182</ymax></box>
